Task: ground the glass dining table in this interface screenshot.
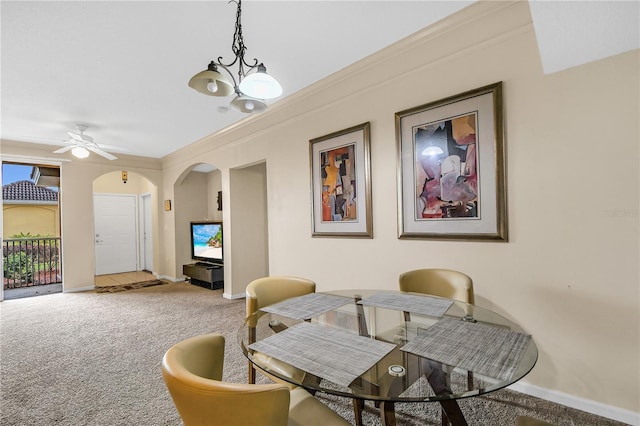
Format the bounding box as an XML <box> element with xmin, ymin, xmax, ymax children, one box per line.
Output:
<box><xmin>237</xmin><ymin>289</ymin><xmax>538</xmax><ymax>426</ymax></box>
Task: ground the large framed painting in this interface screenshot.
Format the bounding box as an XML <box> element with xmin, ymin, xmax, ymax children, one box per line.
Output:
<box><xmin>310</xmin><ymin>122</ymin><xmax>372</xmax><ymax>238</ymax></box>
<box><xmin>396</xmin><ymin>82</ymin><xmax>507</xmax><ymax>241</ymax></box>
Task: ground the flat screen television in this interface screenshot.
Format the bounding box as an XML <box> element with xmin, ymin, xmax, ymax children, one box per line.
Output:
<box><xmin>190</xmin><ymin>221</ymin><xmax>223</xmax><ymax>265</ymax></box>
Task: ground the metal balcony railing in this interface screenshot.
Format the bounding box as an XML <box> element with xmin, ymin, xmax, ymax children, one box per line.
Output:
<box><xmin>2</xmin><ymin>238</ymin><xmax>62</xmax><ymax>289</ymax></box>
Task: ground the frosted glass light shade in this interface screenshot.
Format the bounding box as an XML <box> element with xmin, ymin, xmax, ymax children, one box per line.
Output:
<box><xmin>239</xmin><ymin>67</ymin><xmax>282</xmax><ymax>100</ymax></box>
<box><xmin>188</xmin><ymin>66</ymin><xmax>234</xmax><ymax>97</ymax></box>
<box><xmin>72</xmin><ymin>146</ymin><xmax>90</xmax><ymax>158</ymax></box>
<box><xmin>230</xmin><ymin>94</ymin><xmax>267</xmax><ymax>114</ymax></box>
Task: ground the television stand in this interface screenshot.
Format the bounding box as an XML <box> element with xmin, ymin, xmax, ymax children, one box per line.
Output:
<box><xmin>183</xmin><ymin>263</ymin><xmax>223</xmax><ymax>290</ymax></box>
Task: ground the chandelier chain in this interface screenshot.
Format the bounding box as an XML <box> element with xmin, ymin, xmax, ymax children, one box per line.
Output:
<box><xmin>215</xmin><ymin>0</ymin><xmax>259</xmax><ymax>87</ymax></box>
<box><xmin>231</xmin><ymin>0</ymin><xmax>245</xmax><ymax>62</ymax></box>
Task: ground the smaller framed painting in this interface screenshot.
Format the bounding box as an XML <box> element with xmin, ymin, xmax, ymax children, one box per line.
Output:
<box><xmin>396</xmin><ymin>82</ymin><xmax>507</xmax><ymax>241</ymax></box>
<box><xmin>309</xmin><ymin>122</ymin><xmax>372</xmax><ymax>238</ymax></box>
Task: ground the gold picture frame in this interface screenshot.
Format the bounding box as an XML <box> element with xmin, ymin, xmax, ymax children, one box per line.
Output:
<box><xmin>309</xmin><ymin>122</ymin><xmax>372</xmax><ymax>238</ymax></box>
<box><xmin>396</xmin><ymin>82</ymin><xmax>507</xmax><ymax>241</ymax></box>
<box><xmin>164</xmin><ymin>200</ymin><xmax>172</xmax><ymax>211</ymax></box>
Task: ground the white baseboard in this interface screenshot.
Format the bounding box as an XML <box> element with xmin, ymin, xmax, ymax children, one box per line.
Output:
<box><xmin>508</xmin><ymin>382</ymin><xmax>640</xmax><ymax>425</ymax></box>
<box><xmin>63</xmin><ymin>285</ymin><xmax>95</xmax><ymax>293</ymax></box>
<box><xmin>158</xmin><ymin>275</ymin><xmax>181</xmax><ymax>282</ymax></box>
<box><xmin>223</xmin><ymin>292</ymin><xmax>245</xmax><ymax>300</ymax></box>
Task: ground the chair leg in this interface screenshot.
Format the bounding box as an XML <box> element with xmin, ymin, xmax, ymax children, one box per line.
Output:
<box><xmin>467</xmin><ymin>371</ymin><xmax>473</xmax><ymax>390</ymax></box>
<box><xmin>248</xmin><ymin>325</ymin><xmax>257</xmax><ymax>384</ymax></box>
<box><xmin>248</xmin><ymin>360</ymin><xmax>256</xmax><ymax>384</ymax></box>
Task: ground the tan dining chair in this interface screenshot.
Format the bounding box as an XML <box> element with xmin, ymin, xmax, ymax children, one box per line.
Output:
<box><xmin>246</xmin><ymin>275</ymin><xmax>366</xmax><ymax>426</ymax></box>
<box><xmin>161</xmin><ymin>333</ymin><xmax>350</xmax><ymax>426</ymax></box>
<box><xmin>246</xmin><ymin>275</ymin><xmax>316</xmax><ymax>385</ymax></box>
<box><xmin>398</xmin><ymin>268</ymin><xmax>474</xmax><ymax>426</ymax></box>
<box><xmin>398</xmin><ymin>268</ymin><xmax>474</xmax><ymax>305</ymax></box>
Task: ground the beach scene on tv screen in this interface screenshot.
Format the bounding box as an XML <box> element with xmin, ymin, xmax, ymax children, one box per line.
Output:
<box><xmin>193</xmin><ymin>224</ymin><xmax>222</xmax><ymax>260</ymax></box>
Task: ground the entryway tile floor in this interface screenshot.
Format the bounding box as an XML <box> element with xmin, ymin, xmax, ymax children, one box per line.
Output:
<box><xmin>94</xmin><ymin>271</ymin><xmax>155</xmax><ymax>287</ymax></box>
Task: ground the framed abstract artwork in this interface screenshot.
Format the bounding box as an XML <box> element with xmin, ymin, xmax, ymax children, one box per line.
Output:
<box><xmin>396</xmin><ymin>82</ymin><xmax>507</xmax><ymax>241</ymax></box>
<box><xmin>310</xmin><ymin>122</ymin><xmax>372</xmax><ymax>238</ymax></box>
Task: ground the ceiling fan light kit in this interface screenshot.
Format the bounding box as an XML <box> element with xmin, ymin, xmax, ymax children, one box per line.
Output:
<box><xmin>71</xmin><ymin>146</ymin><xmax>90</xmax><ymax>159</ymax></box>
<box><xmin>188</xmin><ymin>0</ymin><xmax>282</xmax><ymax>113</ymax></box>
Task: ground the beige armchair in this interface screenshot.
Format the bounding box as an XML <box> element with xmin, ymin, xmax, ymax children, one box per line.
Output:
<box><xmin>246</xmin><ymin>276</ymin><xmax>316</xmax><ymax>385</ymax></box>
<box><xmin>398</xmin><ymin>268</ymin><xmax>474</xmax><ymax>426</ymax></box>
<box><xmin>398</xmin><ymin>268</ymin><xmax>474</xmax><ymax>305</ymax></box>
<box><xmin>246</xmin><ymin>276</ymin><xmax>365</xmax><ymax>426</ymax></box>
<box><xmin>246</xmin><ymin>276</ymin><xmax>316</xmax><ymax>325</ymax></box>
<box><xmin>161</xmin><ymin>333</ymin><xmax>350</xmax><ymax>426</ymax></box>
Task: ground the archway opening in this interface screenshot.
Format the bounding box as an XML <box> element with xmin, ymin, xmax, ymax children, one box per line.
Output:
<box><xmin>92</xmin><ymin>170</ymin><xmax>158</xmax><ymax>288</ymax></box>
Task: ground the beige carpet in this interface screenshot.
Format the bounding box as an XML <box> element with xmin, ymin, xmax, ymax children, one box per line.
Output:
<box><xmin>0</xmin><ymin>282</ymin><xmax>627</xmax><ymax>425</ymax></box>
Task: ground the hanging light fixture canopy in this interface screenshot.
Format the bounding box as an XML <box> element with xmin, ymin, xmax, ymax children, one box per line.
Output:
<box><xmin>188</xmin><ymin>0</ymin><xmax>282</xmax><ymax>113</ymax></box>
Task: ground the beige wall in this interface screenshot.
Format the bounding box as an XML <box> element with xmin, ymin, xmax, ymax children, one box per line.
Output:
<box><xmin>161</xmin><ymin>1</ymin><xmax>639</xmax><ymax>417</ymax></box>
<box><xmin>93</xmin><ymin>170</ymin><xmax>154</xmax><ymax>195</ymax></box>
<box><xmin>175</xmin><ymin>171</ymin><xmax>208</xmax><ymax>276</ymax></box>
<box><xmin>228</xmin><ymin>163</ymin><xmax>269</xmax><ymax>296</ymax></box>
<box><xmin>3</xmin><ymin>204</ymin><xmax>60</xmax><ymax>237</ymax></box>
<box><xmin>206</xmin><ymin>170</ymin><xmax>223</xmax><ymax>221</ymax></box>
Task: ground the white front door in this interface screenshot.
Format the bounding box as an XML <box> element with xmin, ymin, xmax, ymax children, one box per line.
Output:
<box><xmin>94</xmin><ymin>194</ymin><xmax>138</xmax><ymax>275</ymax></box>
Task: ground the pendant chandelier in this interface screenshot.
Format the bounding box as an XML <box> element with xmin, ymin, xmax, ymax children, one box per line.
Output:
<box><xmin>188</xmin><ymin>0</ymin><xmax>282</xmax><ymax>114</ymax></box>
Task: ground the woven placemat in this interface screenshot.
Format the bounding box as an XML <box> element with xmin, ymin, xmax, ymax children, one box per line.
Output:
<box><xmin>358</xmin><ymin>292</ymin><xmax>453</xmax><ymax>317</ymax></box>
<box><xmin>401</xmin><ymin>317</ymin><xmax>531</xmax><ymax>381</ymax></box>
<box><xmin>261</xmin><ymin>293</ymin><xmax>352</xmax><ymax>320</ymax></box>
<box><xmin>249</xmin><ymin>321</ymin><xmax>395</xmax><ymax>387</ymax></box>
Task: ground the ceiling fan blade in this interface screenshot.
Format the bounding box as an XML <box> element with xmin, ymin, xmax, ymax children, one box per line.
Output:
<box><xmin>53</xmin><ymin>145</ymin><xmax>74</xmax><ymax>154</ymax></box>
<box><xmin>67</xmin><ymin>131</ymin><xmax>83</xmax><ymax>141</ymax></box>
<box><xmin>87</xmin><ymin>146</ymin><xmax>117</xmax><ymax>160</ymax></box>
<box><xmin>67</xmin><ymin>131</ymin><xmax>93</xmax><ymax>143</ymax></box>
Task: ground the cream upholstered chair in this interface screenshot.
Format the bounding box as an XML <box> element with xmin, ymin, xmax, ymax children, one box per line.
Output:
<box><xmin>246</xmin><ymin>275</ymin><xmax>316</xmax><ymax>385</ymax></box>
<box><xmin>246</xmin><ymin>276</ymin><xmax>365</xmax><ymax>426</ymax></box>
<box><xmin>161</xmin><ymin>333</ymin><xmax>350</xmax><ymax>426</ymax></box>
<box><xmin>398</xmin><ymin>268</ymin><xmax>474</xmax><ymax>305</ymax></box>
<box><xmin>398</xmin><ymin>268</ymin><xmax>474</xmax><ymax>426</ymax></box>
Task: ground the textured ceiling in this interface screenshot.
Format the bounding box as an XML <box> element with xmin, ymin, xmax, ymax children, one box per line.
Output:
<box><xmin>1</xmin><ymin>1</ymin><xmax>638</xmax><ymax>160</ymax></box>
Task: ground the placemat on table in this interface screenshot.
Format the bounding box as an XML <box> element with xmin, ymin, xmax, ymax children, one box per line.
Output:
<box><xmin>400</xmin><ymin>317</ymin><xmax>531</xmax><ymax>382</ymax></box>
<box><xmin>261</xmin><ymin>292</ymin><xmax>352</xmax><ymax>320</ymax></box>
<box><xmin>358</xmin><ymin>292</ymin><xmax>453</xmax><ymax>317</ymax></box>
<box><xmin>248</xmin><ymin>321</ymin><xmax>395</xmax><ymax>387</ymax></box>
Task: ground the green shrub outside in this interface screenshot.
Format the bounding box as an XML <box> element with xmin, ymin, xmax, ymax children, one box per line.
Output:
<box><xmin>3</xmin><ymin>232</ymin><xmax>57</xmax><ymax>283</ymax></box>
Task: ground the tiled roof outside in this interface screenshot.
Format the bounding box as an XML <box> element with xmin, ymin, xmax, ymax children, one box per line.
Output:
<box><xmin>2</xmin><ymin>180</ymin><xmax>58</xmax><ymax>202</ymax></box>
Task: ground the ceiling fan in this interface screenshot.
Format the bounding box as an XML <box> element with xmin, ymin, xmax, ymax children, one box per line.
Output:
<box><xmin>53</xmin><ymin>124</ymin><xmax>118</xmax><ymax>160</ymax></box>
